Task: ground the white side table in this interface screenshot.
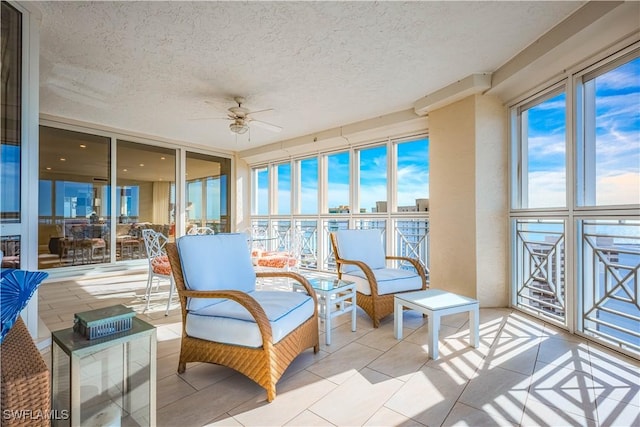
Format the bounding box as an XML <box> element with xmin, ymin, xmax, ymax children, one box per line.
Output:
<box><xmin>294</xmin><ymin>277</ymin><xmax>356</xmax><ymax>345</ymax></box>
<box><xmin>394</xmin><ymin>289</ymin><xmax>479</xmax><ymax>360</ymax></box>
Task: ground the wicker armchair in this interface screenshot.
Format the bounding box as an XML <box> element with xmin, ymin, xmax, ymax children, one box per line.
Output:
<box><xmin>1</xmin><ymin>317</ymin><xmax>50</xmax><ymax>427</ymax></box>
<box><xmin>166</xmin><ymin>233</ymin><xmax>319</xmax><ymax>402</ymax></box>
<box><xmin>330</xmin><ymin>229</ymin><xmax>428</xmax><ymax>328</ymax></box>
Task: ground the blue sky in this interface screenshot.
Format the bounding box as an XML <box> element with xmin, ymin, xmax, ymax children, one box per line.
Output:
<box><xmin>526</xmin><ymin>56</ymin><xmax>639</xmax><ymax>208</ymax></box>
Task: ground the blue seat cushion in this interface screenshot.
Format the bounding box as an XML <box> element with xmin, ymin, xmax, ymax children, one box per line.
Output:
<box><xmin>335</xmin><ymin>229</ymin><xmax>386</xmax><ymax>274</ymax></box>
<box><xmin>343</xmin><ymin>268</ymin><xmax>423</xmax><ymax>296</ymax></box>
<box><xmin>186</xmin><ymin>291</ymin><xmax>314</xmax><ymax>347</ymax></box>
<box><xmin>176</xmin><ymin>233</ymin><xmax>256</xmax><ymax>311</ymax></box>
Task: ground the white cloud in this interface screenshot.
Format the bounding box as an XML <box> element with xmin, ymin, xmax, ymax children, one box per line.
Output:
<box><xmin>596</xmin><ymin>172</ymin><xmax>640</xmax><ymax>206</ymax></box>
<box><xmin>528</xmin><ymin>171</ymin><xmax>566</xmax><ymax>208</ymax></box>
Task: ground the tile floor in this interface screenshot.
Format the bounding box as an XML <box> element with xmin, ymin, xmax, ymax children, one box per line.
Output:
<box><xmin>39</xmin><ymin>271</ymin><xmax>639</xmax><ymax>427</ymax></box>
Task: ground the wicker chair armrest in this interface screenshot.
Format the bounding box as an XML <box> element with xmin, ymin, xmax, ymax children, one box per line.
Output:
<box><xmin>335</xmin><ymin>258</ymin><xmax>380</xmax><ymax>296</ymax></box>
<box><xmin>385</xmin><ymin>256</ymin><xmax>429</xmax><ymax>289</ymax></box>
<box><xmin>179</xmin><ymin>289</ymin><xmax>273</xmax><ymax>345</ymax></box>
<box><xmin>256</xmin><ymin>271</ymin><xmax>319</xmax><ymax>311</ymax></box>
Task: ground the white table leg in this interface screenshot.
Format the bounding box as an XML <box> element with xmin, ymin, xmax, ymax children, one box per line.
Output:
<box><xmin>351</xmin><ymin>289</ymin><xmax>356</xmax><ymax>332</ymax></box>
<box><xmin>429</xmin><ymin>311</ymin><xmax>440</xmax><ymax>360</ymax></box>
<box><xmin>394</xmin><ymin>298</ymin><xmax>403</xmax><ymax>339</ymax></box>
<box><xmin>325</xmin><ymin>294</ymin><xmax>331</xmax><ymax>345</ymax></box>
<box><xmin>470</xmin><ymin>305</ymin><xmax>479</xmax><ymax>348</ymax></box>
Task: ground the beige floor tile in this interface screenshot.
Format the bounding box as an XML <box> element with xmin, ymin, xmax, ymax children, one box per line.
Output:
<box><xmin>595</xmin><ymin>395</ymin><xmax>640</xmax><ymax>427</ymax></box>
<box><xmin>458</xmin><ymin>366</ymin><xmax>529</xmax><ymax>424</ymax></box>
<box><xmin>228</xmin><ymin>370</ymin><xmax>336</xmax><ymax>426</ymax></box>
<box><xmin>280</xmin><ymin>348</ymin><xmax>329</xmax><ymax>382</ymax></box>
<box><xmin>384</xmin><ymin>365</ymin><xmax>467</xmax><ymax>426</ymax></box>
<box><xmin>309</xmin><ymin>367</ymin><xmax>403</xmax><ymax>426</ymax></box>
<box><xmin>366</xmin><ymin>340</ymin><xmax>428</xmax><ymax>380</ymax></box>
<box><xmin>588</xmin><ymin>345</ymin><xmax>640</xmax><ymax>405</ymax></box>
<box><xmin>441</xmin><ymin>402</ymin><xmax>517</xmax><ymax>427</ymax></box>
<box><xmin>319</xmin><ymin>320</ymin><xmax>371</xmax><ymax>354</ymax></box>
<box><xmin>306</xmin><ymin>342</ymin><xmax>383</xmax><ymax>384</ymax></box>
<box><xmin>284</xmin><ymin>410</ymin><xmax>334</xmax><ymax>426</ymax></box>
<box><xmin>203</xmin><ymin>414</ymin><xmax>243</xmax><ymax>426</ymax></box>
<box><xmin>356</xmin><ymin>323</ymin><xmax>413</xmax><ymax>352</ymax></box>
<box><xmin>483</xmin><ymin>336</ymin><xmax>540</xmax><ymax>376</ymax></box>
<box><xmin>521</xmin><ymin>395</ymin><xmax>597</xmax><ymax>427</ymax></box>
<box><xmin>156</xmin><ymin>352</ymin><xmax>182</xmax><ymax>380</ymax></box>
<box><xmin>156</xmin><ymin>374</ymin><xmax>197</xmax><ymax>409</ymax></box>
<box><xmin>537</xmin><ymin>335</ymin><xmax>591</xmax><ymax>373</ymax></box>
<box><xmin>395</xmin><ymin>310</ymin><xmax>429</xmax><ymax>330</ymax></box>
<box><xmin>364</xmin><ymin>406</ymin><xmax>425</xmax><ymax>426</ymax></box>
<box><xmin>156</xmin><ymin>373</ymin><xmax>262</xmax><ymax>427</ymax></box>
<box><xmin>179</xmin><ymin>362</ymin><xmax>238</xmax><ymax>391</ymax></box>
<box><xmin>528</xmin><ymin>361</ymin><xmax>597</xmax><ymax>420</ymax></box>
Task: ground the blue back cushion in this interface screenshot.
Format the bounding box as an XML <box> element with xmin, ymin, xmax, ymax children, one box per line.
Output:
<box><xmin>177</xmin><ymin>233</ymin><xmax>256</xmax><ymax>310</ymax></box>
<box><xmin>335</xmin><ymin>229</ymin><xmax>386</xmax><ymax>274</ymax></box>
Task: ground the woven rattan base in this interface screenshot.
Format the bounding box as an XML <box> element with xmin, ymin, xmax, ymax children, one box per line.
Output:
<box><xmin>1</xmin><ymin>317</ymin><xmax>50</xmax><ymax>427</ymax></box>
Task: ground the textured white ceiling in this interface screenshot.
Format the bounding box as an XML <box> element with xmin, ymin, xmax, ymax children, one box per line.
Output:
<box><xmin>34</xmin><ymin>1</ymin><xmax>583</xmax><ymax>152</ymax></box>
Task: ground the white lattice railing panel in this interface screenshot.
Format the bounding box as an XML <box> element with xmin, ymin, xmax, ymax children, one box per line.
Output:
<box><xmin>514</xmin><ymin>219</ymin><xmax>566</xmax><ymax>324</ymax></box>
<box><xmin>580</xmin><ymin>219</ymin><xmax>640</xmax><ymax>354</ymax></box>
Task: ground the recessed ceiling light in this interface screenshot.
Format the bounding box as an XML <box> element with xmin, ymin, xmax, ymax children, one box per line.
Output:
<box><xmin>59</xmin><ymin>158</ymin><xmax>66</xmax><ymax>161</ymax></box>
<box><xmin>46</xmin><ymin>167</ymin><xmax>52</xmax><ymax>170</ymax></box>
<box><xmin>123</xmin><ymin>169</ymin><xmax>128</xmax><ymax>172</ymax></box>
<box><xmin>79</xmin><ymin>144</ymin><xmax>86</xmax><ymax>148</ymax></box>
<box><xmin>160</xmin><ymin>157</ymin><xmax>165</xmax><ymax>160</ymax></box>
<box><xmin>139</xmin><ymin>163</ymin><xmax>144</xmax><ymax>167</ymax></box>
<box><xmin>159</xmin><ymin>178</ymin><xmax>163</xmax><ymax>181</ymax></box>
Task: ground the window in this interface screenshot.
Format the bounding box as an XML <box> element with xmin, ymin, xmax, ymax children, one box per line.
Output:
<box><xmin>578</xmin><ymin>55</ymin><xmax>640</xmax><ymax>207</ymax></box>
<box><xmin>1</xmin><ymin>2</ymin><xmax>22</xmax><ymax>223</ymax></box>
<box><xmin>252</xmin><ymin>166</ymin><xmax>268</xmax><ymax>215</ymax></box>
<box><xmin>511</xmin><ymin>45</ymin><xmax>640</xmax><ymax>357</ymax></box>
<box><xmin>39</xmin><ymin>126</ymin><xmax>111</xmax><ymax>268</ymax></box>
<box><xmin>357</xmin><ymin>145</ymin><xmax>387</xmax><ymax>213</ymax></box>
<box><xmin>515</xmin><ymin>88</ymin><xmax>567</xmax><ymax>209</ymax></box>
<box><xmin>396</xmin><ymin>138</ymin><xmax>429</xmax><ymax>212</ymax></box>
<box><xmin>298</xmin><ymin>157</ymin><xmax>318</xmax><ymax>214</ymax></box>
<box><xmin>186</xmin><ymin>152</ymin><xmax>231</xmax><ymax>233</ymax></box>
<box><xmin>275</xmin><ymin>162</ymin><xmax>291</xmax><ymax>215</ymax></box>
<box><xmin>326</xmin><ymin>151</ymin><xmax>350</xmax><ymax>213</ymax></box>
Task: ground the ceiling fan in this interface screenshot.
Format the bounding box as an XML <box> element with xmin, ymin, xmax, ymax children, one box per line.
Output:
<box><xmin>207</xmin><ymin>96</ymin><xmax>282</xmax><ymax>135</ymax></box>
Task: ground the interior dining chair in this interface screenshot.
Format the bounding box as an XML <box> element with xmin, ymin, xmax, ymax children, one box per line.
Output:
<box><xmin>330</xmin><ymin>228</ymin><xmax>428</xmax><ymax>328</ymax></box>
<box><xmin>165</xmin><ymin>233</ymin><xmax>319</xmax><ymax>402</ymax></box>
<box><xmin>142</xmin><ymin>229</ymin><xmax>175</xmax><ymax>316</ymax></box>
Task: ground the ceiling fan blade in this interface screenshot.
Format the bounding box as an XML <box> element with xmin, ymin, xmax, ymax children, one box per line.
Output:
<box><xmin>189</xmin><ymin>117</ymin><xmax>231</xmax><ymax>121</ymax></box>
<box><xmin>249</xmin><ymin>119</ymin><xmax>282</xmax><ymax>133</ymax></box>
<box><xmin>246</xmin><ymin>108</ymin><xmax>274</xmax><ymax>116</ymax></box>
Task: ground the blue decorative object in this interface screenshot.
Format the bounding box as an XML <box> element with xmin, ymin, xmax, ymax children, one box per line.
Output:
<box><xmin>0</xmin><ymin>269</ymin><xmax>49</xmax><ymax>344</ymax></box>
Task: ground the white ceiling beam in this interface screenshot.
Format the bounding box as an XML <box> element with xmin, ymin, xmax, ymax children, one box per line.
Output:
<box><xmin>413</xmin><ymin>73</ymin><xmax>492</xmax><ymax>115</ymax></box>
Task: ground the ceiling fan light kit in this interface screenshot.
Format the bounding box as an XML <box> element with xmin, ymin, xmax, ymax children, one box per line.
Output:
<box><xmin>229</xmin><ymin>120</ymin><xmax>249</xmax><ymax>135</ymax></box>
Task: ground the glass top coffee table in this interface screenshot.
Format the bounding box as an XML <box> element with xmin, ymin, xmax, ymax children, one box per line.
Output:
<box><xmin>294</xmin><ymin>277</ymin><xmax>356</xmax><ymax>345</ymax></box>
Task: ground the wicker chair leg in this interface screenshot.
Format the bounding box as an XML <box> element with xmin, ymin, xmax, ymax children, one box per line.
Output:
<box><xmin>177</xmin><ymin>361</ymin><xmax>186</xmax><ymax>374</ymax></box>
<box><xmin>266</xmin><ymin>385</ymin><xmax>276</xmax><ymax>402</ymax></box>
<box><xmin>313</xmin><ymin>344</ymin><xmax>319</xmax><ymax>353</ymax></box>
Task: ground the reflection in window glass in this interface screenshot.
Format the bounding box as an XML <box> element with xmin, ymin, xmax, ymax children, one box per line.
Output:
<box><xmin>0</xmin><ymin>235</ymin><xmax>20</xmax><ymax>269</ymax></box>
<box><xmin>1</xmin><ymin>3</ymin><xmax>22</xmax><ymax>223</ymax></box>
<box><xmin>39</xmin><ymin>126</ymin><xmax>110</xmax><ymax>269</ymax></box>
<box><xmin>276</xmin><ymin>162</ymin><xmax>291</xmax><ymax>215</ymax></box>
<box><xmin>397</xmin><ymin>138</ymin><xmax>429</xmax><ymax>212</ymax></box>
<box><xmin>186</xmin><ymin>152</ymin><xmax>231</xmax><ymax>234</ymax></box>
<box><xmin>520</xmin><ymin>91</ymin><xmax>567</xmax><ymax>208</ymax></box>
<box><xmin>358</xmin><ymin>146</ymin><xmax>386</xmax><ymax>213</ymax></box>
<box><xmin>584</xmin><ymin>56</ymin><xmax>640</xmax><ymax>206</ymax></box>
<box><xmin>327</xmin><ymin>152</ymin><xmax>350</xmax><ymax>213</ymax></box>
<box><xmin>298</xmin><ymin>157</ymin><xmax>318</xmax><ymax>214</ymax></box>
<box><xmin>117</xmin><ymin>140</ymin><xmax>176</xmax><ymax>261</ymax></box>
